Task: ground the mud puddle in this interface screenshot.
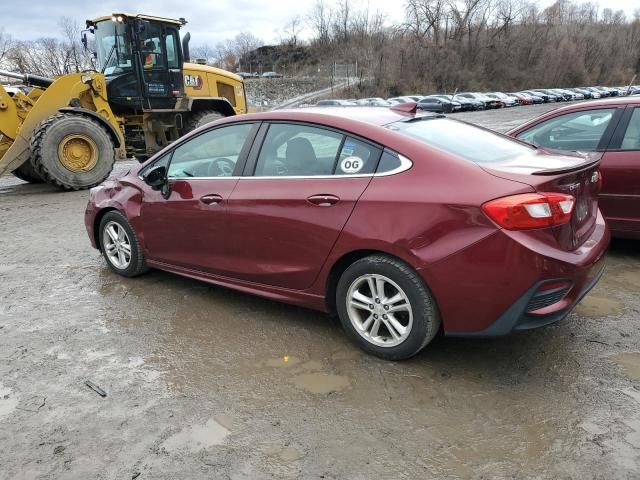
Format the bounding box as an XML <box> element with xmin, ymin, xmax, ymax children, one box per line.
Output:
<box><xmin>610</xmin><ymin>352</ymin><xmax>640</xmax><ymax>381</ymax></box>
<box><xmin>0</xmin><ymin>384</ymin><xmax>18</xmax><ymax>419</ymax></box>
<box><xmin>162</xmin><ymin>417</ymin><xmax>231</xmax><ymax>453</ymax></box>
<box><xmin>291</xmin><ymin>372</ymin><xmax>351</xmax><ymax>394</ymax></box>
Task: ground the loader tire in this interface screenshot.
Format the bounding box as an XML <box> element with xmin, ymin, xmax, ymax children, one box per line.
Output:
<box><xmin>184</xmin><ymin>110</ymin><xmax>224</xmax><ymax>133</ymax></box>
<box><xmin>12</xmin><ymin>160</ymin><xmax>44</xmax><ymax>183</ymax></box>
<box><xmin>30</xmin><ymin>113</ymin><xmax>115</xmax><ymax>191</ymax></box>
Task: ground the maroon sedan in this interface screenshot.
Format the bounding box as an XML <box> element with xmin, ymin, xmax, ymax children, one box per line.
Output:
<box><xmin>509</xmin><ymin>97</ymin><xmax>640</xmax><ymax>238</ymax></box>
<box><xmin>85</xmin><ymin>104</ymin><xmax>609</xmax><ymax>360</ymax></box>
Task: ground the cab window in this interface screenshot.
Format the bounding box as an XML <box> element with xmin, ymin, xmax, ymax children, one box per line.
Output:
<box><xmin>140</xmin><ymin>23</ymin><xmax>163</xmax><ymax>69</ymax></box>
<box><xmin>516</xmin><ymin>109</ymin><xmax>616</xmax><ymax>151</ymax></box>
<box><xmin>168</xmin><ymin>124</ymin><xmax>253</xmax><ymax>178</ymax></box>
<box><xmin>165</xmin><ymin>31</ymin><xmax>179</xmax><ymax>69</ymax></box>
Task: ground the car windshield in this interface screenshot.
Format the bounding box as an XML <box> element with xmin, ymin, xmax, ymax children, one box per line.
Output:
<box><xmin>94</xmin><ymin>21</ymin><xmax>132</xmax><ymax>76</ymax></box>
<box><xmin>388</xmin><ymin>118</ymin><xmax>534</xmax><ymax>164</ymax></box>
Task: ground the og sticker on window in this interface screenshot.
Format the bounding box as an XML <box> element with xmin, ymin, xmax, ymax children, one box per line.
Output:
<box><xmin>340</xmin><ymin>156</ymin><xmax>364</xmax><ymax>174</ymax></box>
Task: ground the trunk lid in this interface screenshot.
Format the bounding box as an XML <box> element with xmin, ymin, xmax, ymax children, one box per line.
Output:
<box><xmin>482</xmin><ymin>149</ymin><xmax>602</xmax><ymax>250</ymax></box>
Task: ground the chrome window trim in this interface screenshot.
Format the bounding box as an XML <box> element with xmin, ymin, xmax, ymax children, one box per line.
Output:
<box><xmin>238</xmin><ymin>154</ymin><xmax>413</xmax><ymax>180</ymax></box>
<box><xmin>152</xmin><ymin>155</ymin><xmax>413</xmax><ymax>181</ymax></box>
<box><xmin>166</xmin><ymin>176</ymin><xmax>241</xmax><ymax>180</ymax></box>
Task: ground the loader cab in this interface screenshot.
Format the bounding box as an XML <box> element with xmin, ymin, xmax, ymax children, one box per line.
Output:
<box><xmin>88</xmin><ymin>14</ymin><xmax>186</xmax><ymax>114</ymax></box>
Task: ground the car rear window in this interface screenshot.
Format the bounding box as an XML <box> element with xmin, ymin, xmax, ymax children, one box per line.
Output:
<box><xmin>389</xmin><ymin>118</ymin><xmax>534</xmax><ymax>163</ymax></box>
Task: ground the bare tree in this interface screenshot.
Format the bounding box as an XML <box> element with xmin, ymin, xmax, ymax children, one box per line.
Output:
<box><xmin>308</xmin><ymin>0</ymin><xmax>333</xmax><ymax>45</ymax></box>
<box><xmin>333</xmin><ymin>0</ymin><xmax>351</xmax><ymax>42</ymax></box>
<box><xmin>0</xmin><ymin>30</ymin><xmax>12</xmax><ymax>69</ymax></box>
<box><xmin>190</xmin><ymin>43</ymin><xmax>215</xmax><ymax>63</ymax></box>
<box><xmin>233</xmin><ymin>32</ymin><xmax>263</xmax><ymax>59</ymax></box>
<box><xmin>282</xmin><ymin>15</ymin><xmax>303</xmax><ymax>46</ymax></box>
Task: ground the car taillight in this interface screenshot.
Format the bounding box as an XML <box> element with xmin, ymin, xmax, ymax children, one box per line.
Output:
<box><xmin>482</xmin><ymin>193</ymin><xmax>575</xmax><ymax>230</ymax></box>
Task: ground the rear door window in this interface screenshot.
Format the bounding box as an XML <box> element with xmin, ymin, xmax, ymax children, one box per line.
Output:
<box><xmin>254</xmin><ymin>123</ymin><xmax>343</xmax><ymax>176</ymax></box>
<box><xmin>335</xmin><ymin>137</ymin><xmax>379</xmax><ymax>175</ymax></box>
<box><xmin>516</xmin><ymin>109</ymin><xmax>617</xmax><ymax>151</ymax></box>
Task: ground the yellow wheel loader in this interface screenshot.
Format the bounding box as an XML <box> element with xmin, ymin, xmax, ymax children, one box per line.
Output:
<box><xmin>0</xmin><ymin>13</ymin><xmax>247</xmax><ymax>190</ymax></box>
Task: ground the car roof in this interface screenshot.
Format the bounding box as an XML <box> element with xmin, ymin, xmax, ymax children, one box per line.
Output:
<box><xmin>507</xmin><ymin>96</ymin><xmax>640</xmax><ymax>135</ymax></box>
<box><xmin>237</xmin><ymin>106</ymin><xmax>421</xmax><ymax>127</ymax></box>
<box><xmin>547</xmin><ymin>96</ymin><xmax>640</xmax><ymax>112</ymax></box>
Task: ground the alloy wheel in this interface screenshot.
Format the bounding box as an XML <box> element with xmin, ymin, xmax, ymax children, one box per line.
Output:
<box><xmin>102</xmin><ymin>221</ymin><xmax>132</xmax><ymax>269</ymax></box>
<box><xmin>346</xmin><ymin>274</ymin><xmax>413</xmax><ymax>347</ymax></box>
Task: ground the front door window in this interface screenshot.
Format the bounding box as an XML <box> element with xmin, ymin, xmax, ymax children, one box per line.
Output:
<box><xmin>168</xmin><ymin>124</ymin><xmax>254</xmax><ymax>178</ymax></box>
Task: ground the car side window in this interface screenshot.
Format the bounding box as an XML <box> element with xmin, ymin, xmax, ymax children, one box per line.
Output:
<box><xmin>168</xmin><ymin>123</ymin><xmax>253</xmax><ymax>178</ymax></box>
<box><xmin>621</xmin><ymin>108</ymin><xmax>640</xmax><ymax>150</ymax></box>
<box><xmin>516</xmin><ymin>108</ymin><xmax>616</xmax><ymax>151</ymax></box>
<box><xmin>255</xmin><ymin>123</ymin><xmax>343</xmax><ymax>176</ymax></box>
<box><xmin>139</xmin><ymin>152</ymin><xmax>171</xmax><ymax>177</ymax></box>
<box><xmin>335</xmin><ymin>137</ymin><xmax>379</xmax><ymax>175</ymax></box>
<box><xmin>376</xmin><ymin>150</ymin><xmax>410</xmax><ymax>175</ymax></box>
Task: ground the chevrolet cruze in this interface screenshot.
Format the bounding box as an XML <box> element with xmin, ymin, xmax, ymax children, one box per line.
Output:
<box><xmin>85</xmin><ymin>104</ymin><xmax>609</xmax><ymax>360</ymax></box>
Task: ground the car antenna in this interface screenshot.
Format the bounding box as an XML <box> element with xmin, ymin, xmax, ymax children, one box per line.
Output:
<box><xmin>625</xmin><ymin>74</ymin><xmax>637</xmax><ymax>96</ymax></box>
<box><xmin>449</xmin><ymin>87</ymin><xmax>458</xmax><ymax>103</ymax></box>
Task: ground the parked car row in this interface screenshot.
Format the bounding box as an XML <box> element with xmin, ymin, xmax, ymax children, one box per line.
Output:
<box><xmin>316</xmin><ymin>85</ymin><xmax>640</xmax><ymax>113</ymax></box>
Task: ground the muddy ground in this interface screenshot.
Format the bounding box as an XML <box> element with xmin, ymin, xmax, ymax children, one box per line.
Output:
<box><xmin>1</xmin><ymin>103</ymin><xmax>639</xmax><ymax>479</ymax></box>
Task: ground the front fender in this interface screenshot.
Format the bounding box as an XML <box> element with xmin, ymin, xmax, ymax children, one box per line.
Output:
<box><xmin>85</xmin><ymin>176</ymin><xmax>145</xmax><ymax>250</ymax></box>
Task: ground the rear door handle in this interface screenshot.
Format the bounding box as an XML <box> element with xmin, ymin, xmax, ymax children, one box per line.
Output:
<box><xmin>200</xmin><ymin>194</ymin><xmax>223</xmax><ymax>205</ymax></box>
<box><xmin>307</xmin><ymin>194</ymin><xmax>340</xmax><ymax>207</ymax></box>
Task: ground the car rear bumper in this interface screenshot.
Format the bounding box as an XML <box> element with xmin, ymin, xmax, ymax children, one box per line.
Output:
<box><xmin>421</xmin><ymin>211</ymin><xmax>610</xmax><ymax>336</ymax></box>
<box><xmin>445</xmin><ymin>258</ymin><xmax>605</xmax><ymax>337</ymax></box>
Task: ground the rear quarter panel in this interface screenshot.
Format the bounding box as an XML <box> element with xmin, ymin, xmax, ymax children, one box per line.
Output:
<box><xmin>311</xmin><ymin>143</ymin><xmax>535</xmax><ymax>319</ymax></box>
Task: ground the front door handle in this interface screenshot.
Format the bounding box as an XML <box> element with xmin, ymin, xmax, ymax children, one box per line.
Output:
<box><xmin>200</xmin><ymin>194</ymin><xmax>223</xmax><ymax>205</ymax></box>
<box><xmin>307</xmin><ymin>194</ymin><xmax>340</xmax><ymax>207</ymax></box>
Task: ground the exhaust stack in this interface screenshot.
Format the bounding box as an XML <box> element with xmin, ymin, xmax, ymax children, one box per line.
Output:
<box><xmin>182</xmin><ymin>32</ymin><xmax>191</xmax><ymax>63</ymax></box>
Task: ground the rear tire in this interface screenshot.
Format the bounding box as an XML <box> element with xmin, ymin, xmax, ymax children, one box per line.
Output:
<box><xmin>98</xmin><ymin>211</ymin><xmax>149</xmax><ymax>277</ymax></box>
<box><xmin>30</xmin><ymin>113</ymin><xmax>115</xmax><ymax>191</ymax></box>
<box><xmin>184</xmin><ymin>110</ymin><xmax>224</xmax><ymax>133</ymax></box>
<box><xmin>336</xmin><ymin>255</ymin><xmax>441</xmax><ymax>360</ymax></box>
<box><xmin>12</xmin><ymin>160</ymin><xmax>44</xmax><ymax>183</ymax></box>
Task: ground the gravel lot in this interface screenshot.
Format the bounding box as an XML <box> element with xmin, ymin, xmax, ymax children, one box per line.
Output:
<box><xmin>1</xmin><ymin>103</ymin><xmax>639</xmax><ymax>479</ymax></box>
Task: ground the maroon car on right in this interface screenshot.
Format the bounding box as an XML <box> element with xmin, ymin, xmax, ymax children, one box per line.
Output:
<box><xmin>508</xmin><ymin>97</ymin><xmax>640</xmax><ymax>239</ymax></box>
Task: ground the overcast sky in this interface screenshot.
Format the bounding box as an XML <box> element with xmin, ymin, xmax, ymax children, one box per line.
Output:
<box><xmin>2</xmin><ymin>0</ymin><xmax>638</xmax><ymax>45</ymax></box>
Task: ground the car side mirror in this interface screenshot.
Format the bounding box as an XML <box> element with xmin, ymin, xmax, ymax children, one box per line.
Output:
<box><xmin>144</xmin><ymin>165</ymin><xmax>167</xmax><ymax>190</ymax></box>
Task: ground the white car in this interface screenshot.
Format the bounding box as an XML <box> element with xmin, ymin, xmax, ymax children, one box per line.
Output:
<box><xmin>261</xmin><ymin>71</ymin><xmax>283</xmax><ymax>78</ymax></box>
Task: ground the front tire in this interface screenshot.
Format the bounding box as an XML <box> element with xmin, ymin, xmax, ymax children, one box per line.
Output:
<box><xmin>183</xmin><ymin>110</ymin><xmax>224</xmax><ymax>133</ymax></box>
<box><xmin>98</xmin><ymin>211</ymin><xmax>149</xmax><ymax>277</ymax></box>
<box><xmin>12</xmin><ymin>159</ymin><xmax>44</xmax><ymax>183</ymax></box>
<box><xmin>30</xmin><ymin>113</ymin><xmax>115</xmax><ymax>191</ymax></box>
<box><xmin>336</xmin><ymin>255</ymin><xmax>441</xmax><ymax>360</ymax></box>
